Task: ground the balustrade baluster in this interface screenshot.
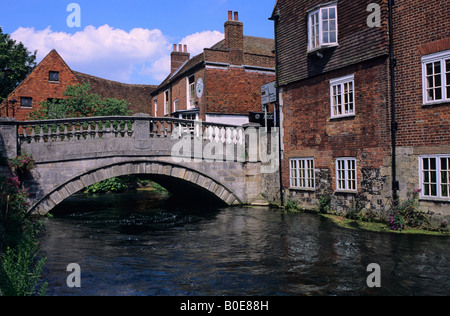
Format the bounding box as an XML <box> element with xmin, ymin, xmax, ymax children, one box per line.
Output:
<box><xmin>30</xmin><ymin>125</ymin><xmax>37</xmax><ymax>143</ymax></box>
<box><xmin>39</xmin><ymin>124</ymin><xmax>45</xmax><ymax>143</ymax></box>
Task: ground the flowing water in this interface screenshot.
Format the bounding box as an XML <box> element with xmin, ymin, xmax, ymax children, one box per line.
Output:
<box><xmin>39</xmin><ymin>190</ymin><xmax>450</xmax><ymax>296</ymax></box>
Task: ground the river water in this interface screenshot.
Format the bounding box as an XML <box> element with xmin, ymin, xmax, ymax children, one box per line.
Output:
<box><xmin>39</xmin><ymin>190</ymin><xmax>450</xmax><ymax>296</ymax></box>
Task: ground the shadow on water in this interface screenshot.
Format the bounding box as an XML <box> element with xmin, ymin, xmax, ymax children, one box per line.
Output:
<box><xmin>41</xmin><ymin>189</ymin><xmax>450</xmax><ymax>296</ymax></box>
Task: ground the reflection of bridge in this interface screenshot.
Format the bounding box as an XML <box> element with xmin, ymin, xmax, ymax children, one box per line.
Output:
<box><xmin>0</xmin><ymin>115</ymin><xmax>279</xmax><ymax>215</ymax></box>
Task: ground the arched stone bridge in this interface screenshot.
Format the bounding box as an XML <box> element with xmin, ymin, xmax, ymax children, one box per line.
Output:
<box><xmin>0</xmin><ymin>115</ymin><xmax>279</xmax><ymax>215</ymax></box>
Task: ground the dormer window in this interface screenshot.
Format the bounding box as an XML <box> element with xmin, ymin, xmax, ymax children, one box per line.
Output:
<box><xmin>308</xmin><ymin>4</ymin><xmax>338</xmax><ymax>52</ymax></box>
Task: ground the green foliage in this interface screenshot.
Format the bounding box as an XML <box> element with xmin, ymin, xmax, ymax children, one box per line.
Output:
<box><xmin>284</xmin><ymin>199</ymin><xmax>302</xmax><ymax>212</ymax></box>
<box><xmin>7</xmin><ymin>153</ymin><xmax>35</xmax><ymax>176</ymax></box>
<box><xmin>0</xmin><ymin>27</ymin><xmax>37</xmax><ymax>103</ymax></box>
<box><xmin>151</xmin><ymin>182</ymin><xmax>168</xmax><ymax>193</ymax></box>
<box><xmin>84</xmin><ymin>177</ymin><xmax>129</xmax><ymax>194</ymax></box>
<box><xmin>318</xmin><ymin>194</ymin><xmax>332</xmax><ymax>214</ymax></box>
<box><xmin>0</xmin><ymin>236</ymin><xmax>47</xmax><ymax>296</ymax></box>
<box><xmin>387</xmin><ymin>190</ymin><xmax>430</xmax><ymax>231</ymax></box>
<box><xmin>28</xmin><ymin>83</ymin><xmax>131</xmax><ymax>120</ymax></box>
<box><xmin>0</xmin><ymin>157</ymin><xmax>47</xmax><ymax>296</ymax></box>
<box><xmin>0</xmin><ymin>175</ymin><xmax>30</xmax><ymax>250</ymax></box>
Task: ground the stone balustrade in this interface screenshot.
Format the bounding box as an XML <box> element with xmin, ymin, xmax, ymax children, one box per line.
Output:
<box><xmin>16</xmin><ymin>116</ymin><xmax>245</xmax><ymax>146</ymax></box>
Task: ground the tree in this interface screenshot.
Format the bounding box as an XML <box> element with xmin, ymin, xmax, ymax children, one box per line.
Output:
<box><xmin>28</xmin><ymin>83</ymin><xmax>131</xmax><ymax>120</ymax></box>
<box><xmin>0</xmin><ymin>28</ymin><xmax>37</xmax><ymax>103</ymax></box>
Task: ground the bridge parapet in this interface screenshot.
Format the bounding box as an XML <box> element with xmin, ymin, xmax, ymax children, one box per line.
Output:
<box><xmin>17</xmin><ymin>115</ymin><xmax>245</xmax><ymax>146</ymax></box>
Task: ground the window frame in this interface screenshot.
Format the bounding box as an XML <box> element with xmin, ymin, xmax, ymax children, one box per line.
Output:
<box><xmin>187</xmin><ymin>75</ymin><xmax>195</xmax><ymax>109</ymax></box>
<box><xmin>289</xmin><ymin>158</ymin><xmax>315</xmax><ymax>190</ymax></box>
<box><xmin>330</xmin><ymin>74</ymin><xmax>355</xmax><ymax>118</ymax></box>
<box><xmin>20</xmin><ymin>97</ymin><xmax>33</xmax><ymax>108</ymax></box>
<box><xmin>419</xmin><ymin>155</ymin><xmax>450</xmax><ymax>201</ymax></box>
<box><xmin>335</xmin><ymin>157</ymin><xmax>357</xmax><ymax>192</ymax></box>
<box><xmin>164</xmin><ymin>90</ymin><xmax>170</xmax><ymax>116</ymax></box>
<box><xmin>153</xmin><ymin>98</ymin><xmax>158</xmax><ymax>117</ymax></box>
<box><xmin>49</xmin><ymin>71</ymin><xmax>60</xmax><ymax>83</ymax></box>
<box><xmin>308</xmin><ymin>4</ymin><xmax>338</xmax><ymax>52</ymax></box>
<box><xmin>422</xmin><ymin>50</ymin><xmax>450</xmax><ymax>105</ymax></box>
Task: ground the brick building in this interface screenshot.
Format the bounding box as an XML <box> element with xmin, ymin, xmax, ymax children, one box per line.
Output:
<box><xmin>271</xmin><ymin>0</ymin><xmax>392</xmax><ymax>214</ymax></box>
<box><xmin>272</xmin><ymin>0</ymin><xmax>450</xmax><ymax>221</ymax></box>
<box><xmin>0</xmin><ymin>49</ymin><xmax>157</xmax><ymax>120</ymax></box>
<box><xmin>392</xmin><ymin>0</ymin><xmax>450</xmax><ymax>217</ymax></box>
<box><xmin>151</xmin><ymin>11</ymin><xmax>276</xmax><ymax>125</ymax></box>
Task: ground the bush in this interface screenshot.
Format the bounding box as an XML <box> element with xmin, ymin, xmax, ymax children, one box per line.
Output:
<box><xmin>318</xmin><ymin>194</ymin><xmax>332</xmax><ymax>214</ymax></box>
<box><xmin>84</xmin><ymin>177</ymin><xmax>128</xmax><ymax>194</ymax></box>
<box><xmin>0</xmin><ymin>236</ymin><xmax>47</xmax><ymax>296</ymax></box>
<box><xmin>387</xmin><ymin>190</ymin><xmax>430</xmax><ymax>231</ymax></box>
<box><xmin>8</xmin><ymin>153</ymin><xmax>35</xmax><ymax>177</ymax></box>
<box><xmin>0</xmin><ymin>173</ymin><xmax>47</xmax><ymax>296</ymax></box>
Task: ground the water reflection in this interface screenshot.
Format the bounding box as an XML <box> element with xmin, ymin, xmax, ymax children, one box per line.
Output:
<box><xmin>40</xmin><ymin>190</ymin><xmax>450</xmax><ymax>296</ymax></box>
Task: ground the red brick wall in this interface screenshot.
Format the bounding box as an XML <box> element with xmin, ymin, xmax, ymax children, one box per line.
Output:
<box><xmin>281</xmin><ymin>57</ymin><xmax>390</xmax><ymax>193</ymax></box>
<box><xmin>153</xmin><ymin>68</ymin><xmax>206</xmax><ymax>117</ymax></box>
<box><xmin>1</xmin><ymin>50</ymin><xmax>80</xmax><ymax>121</ymax></box>
<box><xmin>205</xmin><ymin>67</ymin><xmax>276</xmax><ymax>116</ymax></box>
<box><xmin>393</xmin><ymin>0</ymin><xmax>450</xmax><ymax>147</ymax></box>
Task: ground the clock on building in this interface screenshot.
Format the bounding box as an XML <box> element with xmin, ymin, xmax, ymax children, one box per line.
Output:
<box><xmin>196</xmin><ymin>78</ymin><xmax>204</xmax><ymax>98</ymax></box>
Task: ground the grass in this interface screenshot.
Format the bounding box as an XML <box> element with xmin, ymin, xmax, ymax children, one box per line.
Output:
<box><xmin>320</xmin><ymin>213</ymin><xmax>450</xmax><ymax>236</ymax></box>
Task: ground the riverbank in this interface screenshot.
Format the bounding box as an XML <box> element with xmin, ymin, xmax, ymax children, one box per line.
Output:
<box><xmin>319</xmin><ymin>213</ymin><xmax>450</xmax><ymax>236</ymax></box>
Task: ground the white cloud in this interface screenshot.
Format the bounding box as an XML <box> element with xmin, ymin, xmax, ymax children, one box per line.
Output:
<box><xmin>180</xmin><ymin>30</ymin><xmax>224</xmax><ymax>56</ymax></box>
<box><xmin>10</xmin><ymin>25</ymin><xmax>224</xmax><ymax>85</ymax></box>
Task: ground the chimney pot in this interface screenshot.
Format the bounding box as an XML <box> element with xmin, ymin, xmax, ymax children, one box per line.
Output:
<box><xmin>228</xmin><ymin>11</ymin><xmax>233</xmax><ymax>21</ymax></box>
<box><xmin>178</xmin><ymin>44</ymin><xmax>183</xmax><ymax>52</ymax></box>
<box><xmin>184</xmin><ymin>45</ymin><xmax>187</xmax><ymax>53</ymax></box>
<box><xmin>173</xmin><ymin>44</ymin><xmax>177</xmax><ymax>52</ymax></box>
<box><xmin>234</xmin><ymin>11</ymin><xmax>239</xmax><ymax>21</ymax></box>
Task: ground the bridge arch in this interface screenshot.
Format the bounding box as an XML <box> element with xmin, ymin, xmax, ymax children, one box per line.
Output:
<box><xmin>29</xmin><ymin>159</ymin><xmax>243</xmax><ymax>215</ymax></box>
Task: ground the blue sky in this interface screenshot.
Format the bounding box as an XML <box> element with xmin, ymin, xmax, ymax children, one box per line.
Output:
<box><xmin>2</xmin><ymin>0</ymin><xmax>276</xmax><ymax>84</ymax></box>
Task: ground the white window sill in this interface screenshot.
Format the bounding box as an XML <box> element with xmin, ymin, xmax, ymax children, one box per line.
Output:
<box><xmin>330</xmin><ymin>114</ymin><xmax>356</xmax><ymax>120</ymax></box>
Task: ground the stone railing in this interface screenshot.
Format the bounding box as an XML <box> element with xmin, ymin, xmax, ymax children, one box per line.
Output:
<box><xmin>16</xmin><ymin>115</ymin><xmax>245</xmax><ymax>145</ymax></box>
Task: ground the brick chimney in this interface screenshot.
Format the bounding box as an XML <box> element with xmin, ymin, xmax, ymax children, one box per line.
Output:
<box><xmin>171</xmin><ymin>44</ymin><xmax>190</xmax><ymax>75</ymax></box>
<box><xmin>224</xmin><ymin>11</ymin><xmax>244</xmax><ymax>65</ymax></box>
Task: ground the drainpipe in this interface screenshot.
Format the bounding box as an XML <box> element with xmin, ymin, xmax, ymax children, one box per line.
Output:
<box><xmin>389</xmin><ymin>0</ymin><xmax>399</xmax><ymax>203</ymax></box>
<box><xmin>270</xmin><ymin>13</ymin><xmax>284</xmax><ymax>207</ymax></box>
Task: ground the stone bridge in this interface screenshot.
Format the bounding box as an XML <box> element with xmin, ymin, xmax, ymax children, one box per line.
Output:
<box><xmin>0</xmin><ymin>115</ymin><xmax>279</xmax><ymax>215</ymax></box>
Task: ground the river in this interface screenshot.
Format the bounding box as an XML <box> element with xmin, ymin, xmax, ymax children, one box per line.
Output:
<box><xmin>39</xmin><ymin>189</ymin><xmax>450</xmax><ymax>296</ymax></box>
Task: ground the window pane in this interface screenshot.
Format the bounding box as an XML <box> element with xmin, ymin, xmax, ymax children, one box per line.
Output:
<box><xmin>329</xmin><ymin>31</ymin><xmax>336</xmax><ymax>43</ymax></box>
<box><xmin>329</xmin><ymin>7</ymin><xmax>336</xmax><ymax>19</ymax></box>
<box><xmin>330</xmin><ymin>20</ymin><xmax>336</xmax><ymax>32</ymax></box>
<box><xmin>430</xmin><ymin>157</ymin><xmax>436</xmax><ymax>170</ymax></box>
<box><xmin>434</xmin><ymin>62</ymin><xmax>441</xmax><ymax>75</ymax></box>
<box><xmin>431</xmin><ymin>184</ymin><xmax>437</xmax><ymax>196</ymax></box>
<box><xmin>322</xmin><ymin>8</ymin><xmax>328</xmax><ymax>20</ymax></box>
<box><xmin>426</xmin><ymin>63</ymin><xmax>433</xmax><ymax>75</ymax></box>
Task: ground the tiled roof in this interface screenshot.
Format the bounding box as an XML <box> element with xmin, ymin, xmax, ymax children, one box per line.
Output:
<box><xmin>154</xmin><ymin>35</ymin><xmax>275</xmax><ymax>93</ymax></box>
<box><xmin>72</xmin><ymin>71</ymin><xmax>157</xmax><ymax>114</ymax></box>
<box><xmin>211</xmin><ymin>36</ymin><xmax>275</xmax><ymax>56</ymax></box>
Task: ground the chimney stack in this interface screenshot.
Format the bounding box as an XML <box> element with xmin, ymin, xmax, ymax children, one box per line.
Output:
<box><xmin>170</xmin><ymin>43</ymin><xmax>190</xmax><ymax>75</ymax></box>
<box><xmin>224</xmin><ymin>11</ymin><xmax>244</xmax><ymax>65</ymax></box>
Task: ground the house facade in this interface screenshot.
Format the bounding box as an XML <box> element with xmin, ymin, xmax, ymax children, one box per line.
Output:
<box><xmin>392</xmin><ymin>0</ymin><xmax>450</xmax><ymax>217</ymax></box>
<box><xmin>151</xmin><ymin>11</ymin><xmax>276</xmax><ymax>125</ymax></box>
<box><xmin>272</xmin><ymin>0</ymin><xmax>392</xmax><ymax>215</ymax></box>
<box><xmin>272</xmin><ymin>0</ymin><xmax>450</xmax><ymax>221</ymax></box>
<box><xmin>0</xmin><ymin>49</ymin><xmax>157</xmax><ymax>120</ymax></box>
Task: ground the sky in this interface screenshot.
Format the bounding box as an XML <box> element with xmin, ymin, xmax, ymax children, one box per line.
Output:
<box><xmin>1</xmin><ymin>0</ymin><xmax>276</xmax><ymax>85</ymax></box>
